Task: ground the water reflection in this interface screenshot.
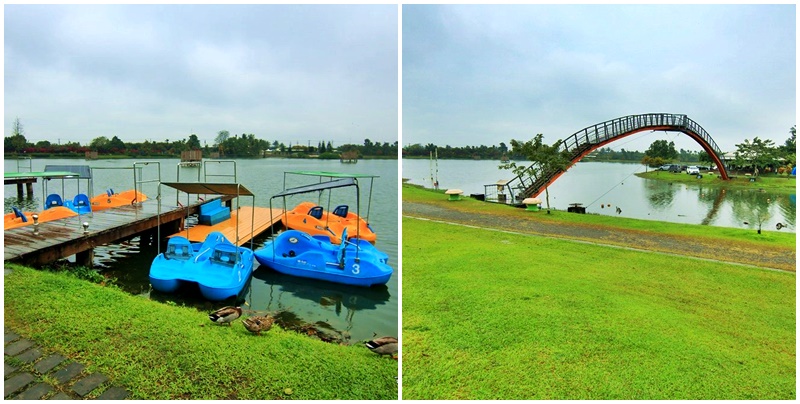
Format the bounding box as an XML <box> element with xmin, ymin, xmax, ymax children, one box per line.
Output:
<box><xmin>4</xmin><ymin>196</ymin><xmax>41</xmax><ymax>213</ymax></box>
<box><xmin>644</xmin><ymin>181</ymin><xmax>676</xmax><ymax>209</ymax></box>
<box><xmin>729</xmin><ymin>189</ymin><xmax>791</xmax><ymax>231</ymax></box>
<box><xmin>777</xmin><ymin>194</ymin><xmax>796</xmax><ymax>227</ymax></box>
<box><xmin>697</xmin><ymin>187</ymin><xmax>726</xmax><ymax>226</ymax></box>
<box><xmin>248</xmin><ymin>268</ymin><xmax>391</xmax><ymax>342</ymax></box>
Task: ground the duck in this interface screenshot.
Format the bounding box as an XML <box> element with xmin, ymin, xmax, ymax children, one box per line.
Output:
<box><xmin>365</xmin><ymin>336</ymin><xmax>398</xmax><ymax>359</ymax></box>
<box><xmin>242</xmin><ymin>315</ymin><xmax>275</xmax><ymax>336</ymax></box>
<box><xmin>209</xmin><ymin>306</ymin><xmax>242</xmax><ymax>326</ymax></box>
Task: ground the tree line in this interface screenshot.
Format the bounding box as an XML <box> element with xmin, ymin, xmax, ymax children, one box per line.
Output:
<box><xmin>4</xmin><ymin>118</ymin><xmax>397</xmax><ymax>159</ymax></box>
<box><xmin>403</xmin><ymin>141</ymin><xmax>680</xmax><ymax>162</ymax></box>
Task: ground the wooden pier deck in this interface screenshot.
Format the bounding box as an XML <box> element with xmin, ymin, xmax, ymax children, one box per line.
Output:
<box><xmin>168</xmin><ymin>206</ymin><xmax>284</xmax><ymax>245</ymax></box>
<box><xmin>2</xmin><ymin>196</ymin><xmax>284</xmax><ymax>267</ymax></box>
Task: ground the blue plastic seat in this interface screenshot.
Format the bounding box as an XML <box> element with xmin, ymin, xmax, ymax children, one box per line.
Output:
<box><xmin>12</xmin><ymin>207</ymin><xmax>27</xmax><ymax>222</ymax></box>
<box><xmin>211</xmin><ymin>243</ymin><xmax>238</xmax><ymax>266</ymax></box>
<box><xmin>165</xmin><ymin>238</ymin><xmax>192</xmax><ymax>260</ymax></box>
<box><xmin>45</xmin><ymin>194</ymin><xmax>64</xmax><ymax>209</ymax></box>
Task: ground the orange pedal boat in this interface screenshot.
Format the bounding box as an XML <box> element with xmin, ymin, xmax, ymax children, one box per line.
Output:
<box><xmin>89</xmin><ymin>189</ymin><xmax>147</xmax><ymax>211</ymax></box>
<box><xmin>4</xmin><ymin>206</ymin><xmax>78</xmax><ymax>230</ymax></box>
<box><xmin>280</xmin><ymin>201</ymin><xmax>377</xmax><ymax>244</ymax></box>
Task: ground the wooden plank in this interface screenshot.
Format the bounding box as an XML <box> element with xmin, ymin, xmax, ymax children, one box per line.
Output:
<box><xmin>3</xmin><ymin>196</ymin><xmax>230</xmax><ymax>265</ymax></box>
<box><xmin>169</xmin><ymin>207</ymin><xmax>284</xmax><ymax>245</ymax></box>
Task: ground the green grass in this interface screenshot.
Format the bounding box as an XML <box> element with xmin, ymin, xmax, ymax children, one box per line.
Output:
<box><xmin>401</xmin><ymin>218</ymin><xmax>795</xmax><ymax>399</ymax></box>
<box><xmin>4</xmin><ymin>264</ymin><xmax>398</xmax><ymax>400</ymax></box>
<box><xmin>402</xmin><ymin>183</ymin><xmax>796</xmax><ymax>250</ymax></box>
<box><xmin>636</xmin><ymin>170</ymin><xmax>797</xmax><ymax>192</ymax></box>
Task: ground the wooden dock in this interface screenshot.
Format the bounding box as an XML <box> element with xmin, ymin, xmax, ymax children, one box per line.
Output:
<box><xmin>2</xmin><ymin>196</ymin><xmax>284</xmax><ymax>267</ymax></box>
<box><xmin>169</xmin><ymin>206</ymin><xmax>284</xmax><ymax>245</ymax></box>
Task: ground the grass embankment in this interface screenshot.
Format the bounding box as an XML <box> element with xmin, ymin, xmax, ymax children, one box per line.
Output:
<box><xmin>401</xmin><ymin>218</ymin><xmax>795</xmax><ymax>399</ymax></box>
<box><xmin>636</xmin><ymin>170</ymin><xmax>796</xmax><ymax>193</ymax></box>
<box><xmin>402</xmin><ymin>183</ymin><xmax>796</xmax><ymax>251</ymax></box>
<box><xmin>4</xmin><ymin>264</ymin><xmax>397</xmax><ymax>400</ymax></box>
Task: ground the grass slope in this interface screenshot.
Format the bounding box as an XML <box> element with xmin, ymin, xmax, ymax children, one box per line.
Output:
<box><xmin>401</xmin><ymin>218</ymin><xmax>795</xmax><ymax>399</ymax></box>
<box><xmin>4</xmin><ymin>264</ymin><xmax>398</xmax><ymax>400</ymax></box>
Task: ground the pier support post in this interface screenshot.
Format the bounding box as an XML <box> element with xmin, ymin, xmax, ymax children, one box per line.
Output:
<box><xmin>26</xmin><ymin>182</ymin><xmax>34</xmax><ymax>197</ymax></box>
<box><xmin>16</xmin><ymin>183</ymin><xmax>23</xmax><ymax>198</ymax></box>
<box><xmin>76</xmin><ymin>249</ymin><xmax>94</xmax><ymax>268</ymax></box>
<box><xmin>139</xmin><ymin>231</ymin><xmax>152</xmax><ymax>248</ymax></box>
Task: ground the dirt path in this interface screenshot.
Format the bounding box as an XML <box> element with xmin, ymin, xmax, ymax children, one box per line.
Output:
<box><xmin>403</xmin><ymin>202</ymin><xmax>796</xmax><ymax>272</ymax></box>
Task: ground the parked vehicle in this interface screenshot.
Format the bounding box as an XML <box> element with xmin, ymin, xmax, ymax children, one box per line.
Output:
<box><xmin>686</xmin><ymin>166</ymin><xmax>700</xmax><ymax>175</ymax></box>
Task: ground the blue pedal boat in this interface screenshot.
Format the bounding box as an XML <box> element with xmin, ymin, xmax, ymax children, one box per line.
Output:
<box><xmin>149</xmin><ymin>231</ymin><xmax>254</xmax><ymax>301</ymax></box>
<box><xmin>256</xmin><ymin>175</ymin><xmax>393</xmax><ymax>287</ymax></box>
<box><xmin>149</xmin><ymin>181</ymin><xmax>257</xmax><ymax>301</ymax></box>
<box><xmin>255</xmin><ymin>227</ymin><xmax>393</xmax><ymax>287</ymax></box>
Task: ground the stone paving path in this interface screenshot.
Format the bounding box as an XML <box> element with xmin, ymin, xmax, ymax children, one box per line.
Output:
<box><xmin>4</xmin><ymin>329</ymin><xmax>130</xmax><ymax>400</ymax></box>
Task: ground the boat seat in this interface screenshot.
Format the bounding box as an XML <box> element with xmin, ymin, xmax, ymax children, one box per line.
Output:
<box><xmin>211</xmin><ymin>244</ymin><xmax>238</xmax><ymax>266</ymax></box>
<box><xmin>45</xmin><ymin>194</ymin><xmax>64</xmax><ymax>209</ymax></box>
<box><xmin>73</xmin><ymin>194</ymin><xmax>90</xmax><ymax>207</ymax></box>
<box><xmin>165</xmin><ymin>238</ymin><xmax>192</xmax><ymax>260</ymax></box>
<box><xmin>333</xmin><ymin>205</ymin><xmax>348</xmax><ymax>218</ymax></box>
<box><xmin>12</xmin><ymin>207</ymin><xmax>27</xmax><ymax>222</ymax></box>
<box><xmin>107</xmin><ymin>188</ymin><xmax>115</xmax><ymax>197</ymax></box>
<box><xmin>308</xmin><ymin>206</ymin><xmax>324</xmax><ymax>220</ymax></box>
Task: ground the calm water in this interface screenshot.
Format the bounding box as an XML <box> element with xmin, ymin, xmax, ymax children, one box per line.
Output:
<box><xmin>4</xmin><ymin>157</ymin><xmax>398</xmax><ymax>343</ymax></box>
<box><xmin>403</xmin><ymin>159</ymin><xmax>796</xmax><ymax>232</ymax></box>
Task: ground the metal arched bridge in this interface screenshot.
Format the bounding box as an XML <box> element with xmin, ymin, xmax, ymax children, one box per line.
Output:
<box><xmin>486</xmin><ymin>113</ymin><xmax>729</xmax><ymax>205</ymax></box>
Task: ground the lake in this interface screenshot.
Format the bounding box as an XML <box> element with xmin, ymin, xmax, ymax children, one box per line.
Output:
<box><xmin>402</xmin><ymin>158</ymin><xmax>796</xmax><ymax>232</ymax></box>
<box><xmin>4</xmin><ymin>157</ymin><xmax>398</xmax><ymax>343</ymax></box>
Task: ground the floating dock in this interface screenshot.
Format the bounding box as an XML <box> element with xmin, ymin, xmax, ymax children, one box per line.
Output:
<box><xmin>169</xmin><ymin>206</ymin><xmax>284</xmax><ymax>245</ymax></box>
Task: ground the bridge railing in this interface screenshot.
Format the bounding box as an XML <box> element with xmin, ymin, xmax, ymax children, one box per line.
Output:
<box><xmin>487</xmin><ymin>113</ymin><xmax>726</xmax><ymax>204</ymax></box>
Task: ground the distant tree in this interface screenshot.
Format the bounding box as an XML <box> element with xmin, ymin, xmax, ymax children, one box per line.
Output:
<box><xmin>641</xmin><ymin>155</ymin><xmax>666</xmax><ymax>168</ymax></box>
<box><xmin>327</xmin><ymin>141</ymin><xmax>333</xmax><ymax>152</ymax></box>
<box><xmin>734</xmin><ymin>137</ymin><xmax>777</xmax><ymax>176</ymax></box>
<box><xmin>215</xmin><ymin>130</ymin><xmax>230</xmax><ymax>146</ymax></box>
<box><xmin>186</xmin><ymin>134</ymin><xmax>201</xmax><ymax>150</ymax></box>
<box><xmin>108</xmin><ymin>136</ymin><xmax>126</xmax><ymax>152</ymax></box>
<box><xmin>89</xmin><ymin>136</ymin><xmax>110</xmax><ymax>152</ymax></box>
<box><xmin>500</xmin><ymin>133</ymin><xmax>572</xmax><ymax>212</ymax></box>
<box><xmin>644</xmin><ymin>140</ymin><xmax>678</xmax><ymax>161</ymax></box>
<box><xmin>785</xmin><ymin>126</ymin><xmax>797</xmax><ymax>151</ymax></box>
<box><xmin>698</xmin><ymin>151</ymin><xmax>711</xmax><ymax>164</ymax></box>
<box><xmin>11</xmin><ymin>117</ymin><xmax>24</xmax><ymax>138</ymax></box>
<box><xmin>780</xmin><ymin>126</ymin><xmax>796</xmax><ymax>168</ymax></box>
<box><xmin>4</xmin><ymin>117</ymin><xmax>28</xmax><ymax>153</ymax></box>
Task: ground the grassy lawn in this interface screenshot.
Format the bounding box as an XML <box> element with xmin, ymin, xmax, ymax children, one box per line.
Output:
<box><xmin>636</xmin><ymin>170</ymin><xmax>796</xmax><ymax>193</ymax></box>
<box><xmin>401</xmin><ymin>218</ymin><xmax>795</xmax><ymax>399</ymax></box>
<box><xmin>4</xmin><ymin>264</ymin><xmax>398</xmax><ymax>400</ymax></box>
<box><xmin>402</xmin><ymin>183</ymin><xmax>796</xmax><ymax>250</ymax></box>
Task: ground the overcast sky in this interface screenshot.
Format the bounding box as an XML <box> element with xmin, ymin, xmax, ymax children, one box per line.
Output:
<box><xmin>403</xmin><ymin>4</ymin><xmax>796</xmax><ymax>153</ymax></box>
<box><xmin>5</xmin><ymin>4</ymin><xmax>398</xmax><ymax>147</ymax></box>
